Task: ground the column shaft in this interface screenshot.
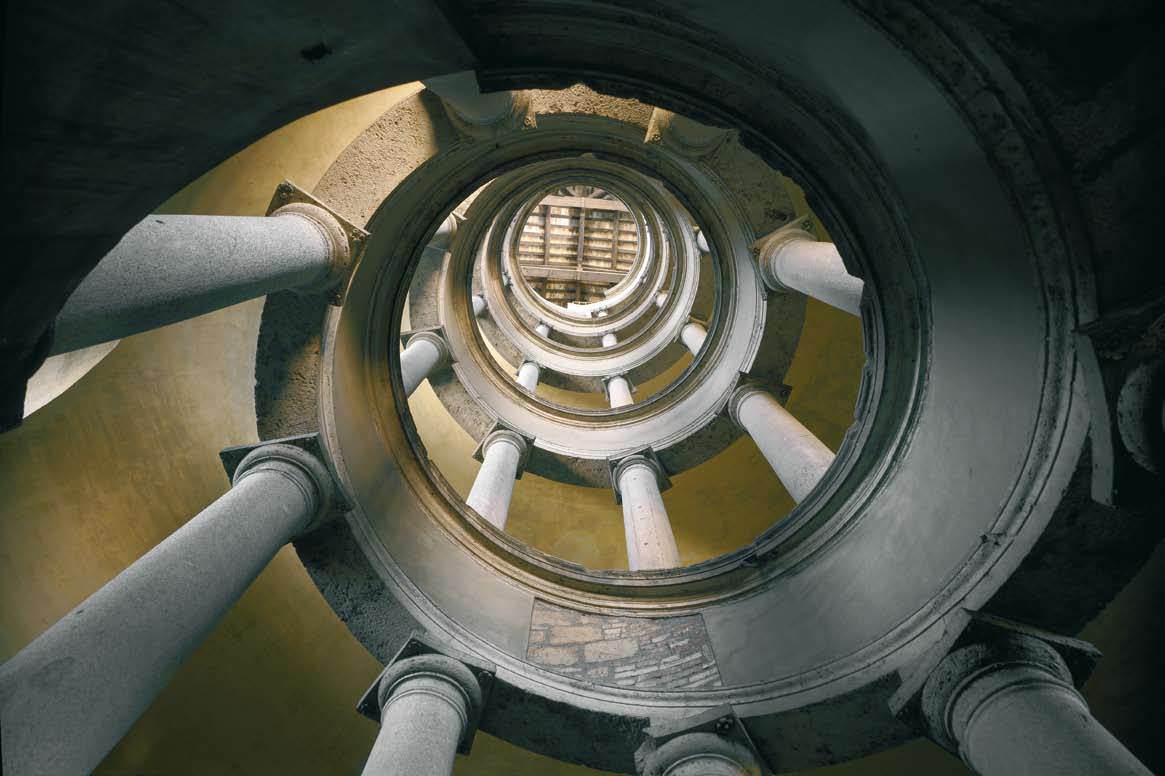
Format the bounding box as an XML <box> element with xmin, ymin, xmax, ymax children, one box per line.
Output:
<box><xmin>759</xmin><ymin>233</ymin><xmax>862</xmax><ymax>316</ymax></box>
<box><xmin>471</xmin><ymin>295</ymin><xmax>487</xmax><ymax>317</ymax></box>
<box><xmin>601</xmin><ymin>331</ymin><xmax>619</xmax><ymax>347</ymax></box>
<box><xmin>732</xmin><ymin>388</ymin><xmax>834</xmax><ymax>502</ymax></box>
<box><xmin>617</xmin><ymin>460</ymin><xmax>679</xmax><ymax>570</ymax></box>
<box><xmin>0</xmin><ymin>445</ymin><xmax>327</xmax><ymax>776</ymax></box>
<box><xmin>52</xmin><ymin>209</ymin><xmax>343</xmax><ymax>355</ymax></box>
<box><xmin>363</xmin><ymin>676</ymin><xmax>466</xmax><ymax>776</ymax></box>
<box><xmin>535</xmin><ymin>322</ymin><xmax>551</xmax><ymax>338</ymax></box>
<box><xmin>680</xmin><ymin>322</ymin><xmax>707</xmax><ymax>355</ymax></box>
<box><xmin>516</xmin><ymin>361</ymin><xmax>540</xmax><ymax>392</ymax></box>
<box><xmin>957</xmin><ymin>672</ymin><xmax>1151</xmax><ymax>776</ymax></box>
<box><xmin>400</xmin><ymin>334</ymin><xmax>449</xmax><ymax>396</ymax></box>
<box><xmin>608</xmin><ymin>375</ymin><xmax>634</xmax><ymax>408</ymax></box>
<box><xmin>466</xmin><ymin>432</ymin><xmax>526</xmax><ymax>530</ymax></box>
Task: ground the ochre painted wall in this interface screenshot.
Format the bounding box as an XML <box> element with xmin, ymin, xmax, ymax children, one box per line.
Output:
<box><xmin>1</xmin><ymin>90</ymin><xmax>1160</xmax><ymax>776</ymax></box>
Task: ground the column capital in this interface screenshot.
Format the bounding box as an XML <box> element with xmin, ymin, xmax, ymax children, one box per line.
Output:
<box><xmin>726</xmin><ymin>382</ymin><xmax>771</xmax><ymax>427</ymax></box>
<box><xmin>609</xmin><ymin>449</ymin><xmax>671</xmax><ymax>503</ymax></box>
<box><xmin>636</xmin><ymin>706</ymin><xmax>765</xmax><ymax>775</ymax></box>
<box><xmin>358</xmin><ymin>632</ymin><xmax>495</xmax><ymax>755</ymax></box>
<box><xmin>602</xmin><ymin>373</ymin><xmax>636</xmax><ymax>402</ymax></box>
<box><xmin>266</xmin><ymin>179</ymin><xmax>368</xmax><ymax>303</ymax></box>
<box><xmin>752</xmin><ymin>218</ymin><xmax>816</xmax><ymax>292</ymax></box>
<box><xmin>472</xmin><ymin>426</ymin><xmax>531</xmax><ymax>477</ymax></box>
<box><xmin>920</xmin><ymin>632</ymin><xmax>1074</xmax><ymax>754</ymax></box>
<box><xmin>232</xmin><ymin>440</ymin><xmax>336</xmax><ymax>533</ymax></box>
<box><xmin>404</xmin><ymin>330</ymin><xmax>451</xmax><ymax>366</ymax></box>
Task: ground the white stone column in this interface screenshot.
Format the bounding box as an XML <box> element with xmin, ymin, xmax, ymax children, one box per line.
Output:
<box><xmin>52</xmin><ymin>202</ymin><xmax>354</xmax><ymax>355</ymax></box>
<box><xmin>466</xmin><ymin>430</ymin><xmax>528</xmax><ymax>530</ymax></box>
<box><xmin>0</xmin><ymin>444</ymin><xmax>333</xmax><ymax>776</ymax></box>
<box><xmin>614</xmin><ymin>454</ymin><xmax>679</xmax><ymax>571</ymax></box>
<box><xmin>729</xmin><ymin>384</ymin><xmax>834</xmax><ymax>503</ymax></box>
<box><xmin>642</xmin><ymin>732</ymin><xmax>763</xmax><ymax>776</ymax></box>
<box><xmin>516</xmin><ymin>360</ymin><xmax>541</xmax><ymax>392</ymax></box>
<box><xmin>680</xmin><ymin>321</ymin><xmax>707</xmax><ymax>355</ymax></box>
<box><xmin>606</xmin><ymin>375</ymin><xmax>634</xmax><ymax>408</ymax></box>
<box><xmin>655</xmin><ymin>291</ymin><xmax>668</xmax><ymax>308</ymax></box>
<box><xmin>922</xmin><ymin>634</ymin><xmax>1152</xmax><ymax>776</ymax></box>
<box><xmin>535</xmin><ymin>322</ymin><xmax>552</xmax><ymax>338</ymax></box>
<box><xmin>471</xmin><ymin>294</ymin><xmax>487</xmax><ymax>318</ymax></box>
<box><xmin>400</xmin><ymin>332</ymin><xmax>450</xmax><ymax>396</ymax></box>
<box><xmin>601</xmin><ymin>331</ymin><xmax>619</xmax><ymax>348</ymax></box>
<box><xmin>755</xmin><ymin>227</ymin><xmax>863</xmax><ymax>316</ymax></box>
<box><xmin>362</xmin><ymin>654</ymin><xmax>483</xmax><ymax>776</ymax></box>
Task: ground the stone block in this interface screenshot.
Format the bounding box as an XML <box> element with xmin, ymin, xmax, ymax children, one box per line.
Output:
<box><xmin>528</xmin><ymin>645</ymin><xmax>580</xmax><ymax>666</ymax></box>
<box><xmin>584</xmin><ymin>638</ymin><xmax>640</xmax><ymax>662</ymax></box>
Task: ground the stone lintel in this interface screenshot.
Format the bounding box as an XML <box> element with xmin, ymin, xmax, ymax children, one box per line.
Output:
<box><xmin>266</xmin><ymin>179</ymin><xmax>369</xmax><ymax>305</ymax></box>
<box><xmin>356</xmin><ymin>629</ymin><xmax>496</xmax><ymax>754</ymax></box>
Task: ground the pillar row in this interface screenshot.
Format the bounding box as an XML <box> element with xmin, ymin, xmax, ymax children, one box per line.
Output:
<box><xmin>754</xmin><ymin>226</ymin><xmax>863</xmax><ymax>316</ymax></box>
<box><xmin>466</xmin><ymin>430</ymin><xmax>528</xmax><ymax>530</ymax></box>
<box><xmin>361</xmin><ymin>654</ymin><xmax>484</xmax><ymax>776</ymax></box>
<box><xmin>921</xmin><ymin>633</ymin><xmax>1152</xmax><ymax>776</ymax></box>
<box><xmin>0</xmin><ymin>443</ymin><xmax>334</xmax><ymax>776</ymax></box>
<box><xmin>400</xmin><ymin>332</ymin><xmax>451</xmax><ymax>396</ymax></box>
<box><xmin>614</xmin><ymin>454</ymin><xmax>679</xmax><ymax>571</ymax></box>
<box><xmin>729</xmin><ymin>385</ymin><xmax>834</xmax><ymax>503</ymax></box>
<box><xmin>52</xmin><ymin>199</ymin><xmax>358</xmax><ymax>355</ymax></box>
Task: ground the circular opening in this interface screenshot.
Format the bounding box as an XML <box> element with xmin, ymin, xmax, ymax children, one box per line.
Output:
<box><xmin>381</xmin><ymin>99</ymin><xmax>870</xmax><ymax>581</ymax></box>
<box><xmin>514</xmin><ymin>184</ymin><xmax>642</xmax><ymax>312</ymax></box>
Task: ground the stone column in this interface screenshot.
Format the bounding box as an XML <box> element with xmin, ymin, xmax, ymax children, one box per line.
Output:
<box><xmin>729</xmin><ymin>384</ymin><xmax>834</xmax><ymax>503</ymax></box>
<box><xmin>641</xmin><ymin>732</ymin><xmax>763</xmax><ymax>776</ymax></box>
<box><xmin>516</xmin><ymin>360</ymin><xmax>541</xmax><ymax>392</ymax></box>
<box><xmin>754</xmin><ymin>226</ymin><xmax>863</xmax><ymax>316</ymax></box>
<box><xmin>471</xmin><ymin>294</ymin><xmax>488</xmax><ymax>318</ymax></box>
<box><xmin>655</xmin><ymin>291</ymin><xmax>668</xmax><ymax>308</ymax></box>
<box><xmin>466</xmin><ymin>430</ymin><xmax>528</xmax><ymax>530</ymax></box>
<box><xmin>607</xmin><ymin>375</ymin><xmax>635</xmax><ymax>409</ymax></box>
<box><xmin>921</xmin><ymin>634</ymin><xmax>1152</xmax><ymax>776</ymax></box>
<box><xmin>602</xmin><ymin>331</ymin><xmax>619</xmax><ymax>347</ymax></box>
<box><xmin>680</xmin><ymin>321</ymin><xmax>707</xmax><ymax>355</ymax></box>
<box><xmin>51</xmin><ymin>203</ymin><xmax>356</xmax><ymax>355</ymax></box>
<box><xmin>400</xmin><ymin>332</ymin><xmax>450</xmax><ymax>396</ymax></box>
<box><xmin>535</xmin><ymin>322</ymin><xmax>552</xmax><ymax>339</ymax></box>
<box><xmin>614</xmin><ymin>454</ymin><xmax>679</xmax><ymax>570</ymax></box>
<box><xmin>0</xmin><ymin>443</ymin><xmax>333</xmax><ymax>776</ymax></box>
<box><xmin>362</xmin><ymin>654</ymin><xmax>483</xmax><ymax>776</ymax></box>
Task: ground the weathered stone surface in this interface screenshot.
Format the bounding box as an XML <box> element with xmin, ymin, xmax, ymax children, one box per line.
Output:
<box><xmin>526</xmin><ymin>599</ymin><xmax>722</xmax><ymax>690</ymax></box>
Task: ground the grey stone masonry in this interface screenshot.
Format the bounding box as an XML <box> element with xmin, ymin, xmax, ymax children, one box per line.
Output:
<box><xmin>526</xmin><ymin>600</ymin><xmax>722</xmax><ymax>690</ymax></box>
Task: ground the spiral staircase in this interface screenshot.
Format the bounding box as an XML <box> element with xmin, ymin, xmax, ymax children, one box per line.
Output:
<box><xmin>2</xmin><ymin>3</ymin><xmax>1163</xmax><ymax>775</ymax></box>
